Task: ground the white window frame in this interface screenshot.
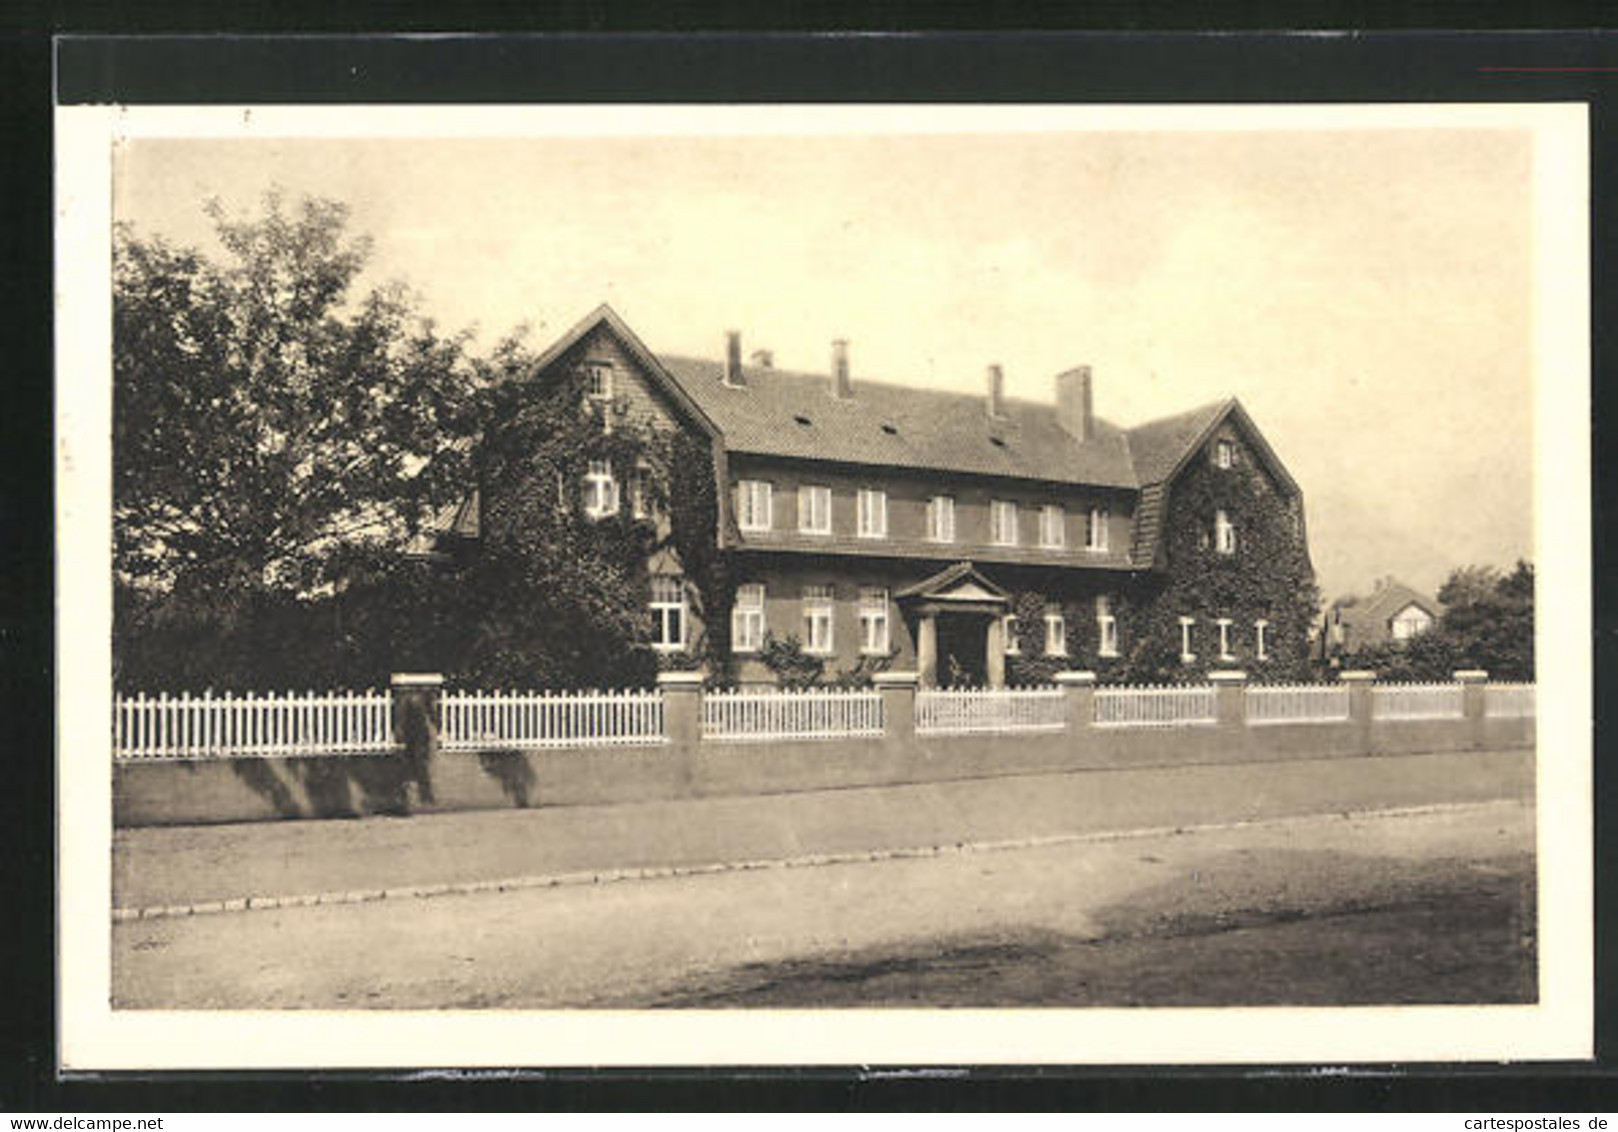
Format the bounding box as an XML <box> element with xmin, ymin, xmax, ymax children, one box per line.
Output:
<box><xmin>798</xmin><ymin>484</ymin><xmax>833</xmax><ymax>535</ymax></box>
<box><xmin>856</xmin><ymin>489</ymin><xmax>888</xmax><ymax>539</ymax></box>
<box><xmin>858</xmin><ymin>587</ymin><xmax>890</xmax><ymax>655</ymax></box>
<box><xmin>1003</xmin><ymin>614</ymin><xmax>1020</xmax><ymax>655</ymax></box>
<box><xmin>1215</xmin><ymin>438</ymin><xmax>1236</xmax><ymax>469</ymax></box>
<box><xmin>1217</xmin><ymin>617</ymin><xmax>1234</xmax><ymax>661</ymax></box>
<box><xmin>1097</xmin><ymin>595</ymin><xmax>1118</xmax><ymax>658</ymax></box>
<box><xmin>1086</xmin><ymin>505</ymin><xmax>1110</xmax><ymax>553</ymax></box>
<box><xmin>583</xmin><ymin>361</ymin><xmax>613</xmax><ymax>401</ymax></box>
<box><xmin>990</xmin><ymin>500</ymin><xmax>1019</xmax><ymax>546</ymax></box>
<box><xmin>1039</xmin><ymin>504</ymin><xmax>1066</xmax><ymax>549</ymax></box>
<box><xmin>1254</xmin><ymin>619</ymin><xmax>1270</xmax><ymax>661</ymax></box>
<box><xmin>629</xmin><ymin>463</ymin><xmax>650</xmax><ymax>519</ymax></box>
<box><xmin>650</xmin><ymin>576</ymin><xmax>688</xmax><ymax>652</ymax></box>
<box><xmin>736</xmin><ymin>479</ymin><xmax>773</xmax><ymax>532</ymax></box>
<box><xmin>803</xmin><ymin>584</ymin><xmax>836</xmax><ymax>654</ymax></box>
<box><xmin>1179</xmin><ymin>617</ymin><xmax>1197</xmax><ymax>664</ymax></box>
<box><xmin>732</xmin><ymin>583</ymin><xmax>766</xmax><ymax>654</ymax></box>
<box><xmin>1044</xmin><ymin>609</ymin><xmax>1067</xmax><ymax>657</ymax></box>
<box><xmin>926</xmin><ymin>495</ymin><xmax>956</xmax><ymax>543</ymax></box>
<box><xmin>1215</xmin><ymin>509</ymin><xmax>1237</xmax><ymax>555</ymax></box>
<box><xmin>582</xmin><ymin>458</ymin><xmax>619</xmax><ymax>519</ymax></box>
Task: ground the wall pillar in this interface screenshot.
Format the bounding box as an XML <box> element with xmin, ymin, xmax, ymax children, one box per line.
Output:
<box><xmin>390</xmin><ymin>673</ymin><xmax>443</xmax><ymax>812</ymax></box>
<box><xmin>656</xmin><ymin>670</ymin><xmax>704</xmax><ymax>795</ymax></box>
<box><xmin>1208</xmin><ymin>669</ymin><xmax>1248</xmax><ymax>730</ymax></box>
<box><xmin>917</xmin><ymin>614</ymin><xmax>938</xmax><ymax>688</ymax></box>
<box><xmin>985</xmin><ymin>615</ymin><xmax>1006</xmax><ymax>688</ymax></box>
<box><xmin>1454</xmin><ymin>668</ymin><xmax>1489</xmax><ymax>750</ymax></box>
<box><xmin>874</xmin><ymin>670</ymin><xmax>919</xmax><ymax>745</ymax></box>
<box><xmin>1054</xmin><ymin>670</ymin><xmax>1097</xmax><ymax>736</ymax></box>
<box><xmin>1339</xmin><ymin>669</ymin><xmax>1377</xmax><ymax>755</ymax></box>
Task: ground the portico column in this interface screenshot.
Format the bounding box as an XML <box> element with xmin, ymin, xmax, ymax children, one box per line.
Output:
<box><xmin>985</xmin><ymin>614</ymin><xmax>1006</xmax><ymax>688</ymax></box>
<box><xmin>917</xmin><ymin>614</ymin><xmax>938</xmax><ymax>688</ymax></box>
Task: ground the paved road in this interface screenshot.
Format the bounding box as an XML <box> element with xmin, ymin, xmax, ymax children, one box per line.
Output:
<box><xmin>114</xmin><ymin>747</ymin><xmax>1532</xmax><ymax>911</ymax></box>
<box><xmin>112</xmin><ymin>799</ymin><xmax>1534</xmax><ymax>1009</ymax></box>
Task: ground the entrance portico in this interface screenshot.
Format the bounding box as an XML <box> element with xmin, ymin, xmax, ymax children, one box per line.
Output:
<box><xmin>895</xmin><ymin>562</ymin><xmax>1011</xmax><ymax>688</ymax></box>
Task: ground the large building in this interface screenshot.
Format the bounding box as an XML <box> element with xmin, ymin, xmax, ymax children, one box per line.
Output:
<box><xmin>447</xmin><ymin>304</ymin><xmax>1316</xmax><ymax>686</ymax></box>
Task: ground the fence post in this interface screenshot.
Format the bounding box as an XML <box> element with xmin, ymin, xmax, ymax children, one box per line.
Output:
<box><xmin>656</xmin><ymin>671</ymin><xmax>703</xmax><ymax>795</ymax></box>
<box><xmin>1208</xmin><ymin>669</ymin><xmax>1248</xmax><ymax>730</ymax></box>
<box><xmin>873</xmin><ymin>670</ymin><xmax>919</xmax><ymax>745</ymax></box>
<box><xmin>1454</xmin><ymin>668</ymin><xmax>1489</xmax><ymax>749</ymax></box>
<box><xmin>1339</xmin><ymin>669</ymin><xmax>1377</xmax><ymax>755</ymax></box>
<box><xmin>1054</xmin><ymin>670</ymin><xmax>1097</xmax><ymax>736</ymax></box>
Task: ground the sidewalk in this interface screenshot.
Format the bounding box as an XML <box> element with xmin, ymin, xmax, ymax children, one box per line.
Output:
<box><xmin>113</xmin><ymin>746</ymin><xmax>1533</xmax><ymax>911</ymax></box>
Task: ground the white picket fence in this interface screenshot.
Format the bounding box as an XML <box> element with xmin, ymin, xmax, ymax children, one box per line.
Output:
<box><xmin>439</xmin><ymin>689</ymin><xmax>665</xmax><ymax>752</ymax></box>
<box><xmin>1246</xmin><ymin>684</ymin><xmax>1351</xmax><ymax>725</ymax></box>
<box><xmin>1486</xmin><ymin>682</ymin><xmax>1536</xmax><ymax>719</ymax></box>
<box><xmin>702</xmin><ymin>687</ymin><xmax>883</xmax><ymax>742</ymax></box>
<box><xmin>1372</xmin><ymin>682</ymin><xmax>1465</xmax><ymax>720</ymax></box>
<box><xmin>113</xmin><ymin>689</ymin><xmax>396</xmax><ymax>761</ymax></box>
<box><xmin>1094</xmin><ymin>684</ymin><xmax>1218</xmax><ymax>728</ymax></box>
<box><xmin>915</xmin><ymin>686</ymin><xmax>1066</xmax><ymax>735</ymax></box>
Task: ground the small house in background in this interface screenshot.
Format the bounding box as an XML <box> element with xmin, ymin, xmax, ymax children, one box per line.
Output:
<box><xmin>1325</xmin><ymin>578</ymin><xmax>1442</xmax><ymax>654</ymax></box>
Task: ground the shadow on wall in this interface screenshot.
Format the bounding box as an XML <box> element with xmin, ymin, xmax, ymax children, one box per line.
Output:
<box><xmin>476</xmin><ymin>750</ymin><xmax>539</xmax><ymax>808</ymax></box>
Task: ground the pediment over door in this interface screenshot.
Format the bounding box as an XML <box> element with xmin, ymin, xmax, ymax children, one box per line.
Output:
<box><xmin>895</xmin><ymin>561</ymin><xmax>1010</xmax><ymax>616</ymax></box>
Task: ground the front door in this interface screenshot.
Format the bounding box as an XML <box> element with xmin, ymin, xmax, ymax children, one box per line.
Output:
<box><xmin>935</xmin><ymin>614</ymin><xmax>988</xmax><ymax>687</ymax></box>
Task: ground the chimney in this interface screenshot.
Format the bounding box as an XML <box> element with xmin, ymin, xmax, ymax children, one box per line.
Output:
<box><xmin>722</xmin><ymin>330</ymin><xmax>744</xmax><ymax>387</ymax></box>
<box><xmin>1055</xmin><ymin>365</ymin><xmax>1093</xmax><ymax>441</ymax></box>
<box><xmin>831</xmin><ymin>339</ymin><xmax>852</xmax><ymax>399</ymax></box>
<box><xmin>750</xmin><ymin>348</ymin><xmax>774</xmax><ymax>369</ymax></box>
<box><xmin>986</xmin><ymin>364</ymin><xmax>1005</xmax><ymax>418</ymax></box>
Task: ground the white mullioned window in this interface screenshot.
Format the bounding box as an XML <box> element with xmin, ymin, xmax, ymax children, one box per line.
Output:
<box><xmin>990</xmin><ymin>500</ymin><xmax>1018</xmax><ymax>546</ymax></box>
<box><xmin>1044</xmin><ymin>608</ymin><xmax>1066</xmax><ymax>657</ymax></box>
<box><xmin>1086</xmin><ymin>505</ymin><xmax>1110</xmax><ymax>552</ymax></box>
<box><xmin>927</xmin><ymin>495</ymin><xmax>955</xmax><ymax>543</ymax></box>
<box><xmin>1003</xmin><ymin>614</ymin><xmax>1020</xmax><ymax>655</ymax></box>
<box><xmin>584</xmin><ymin>361</ymin><xmax>613</xmax><ymax>400</ymax></box>
<box><xmin>1215</xmin><ymin>438</ymin><xmax>1236</xmax><ymax>468</ymax></box>
<box><xmin>858</xmin><ymin>587</ymin><xmax>890</xmax><ymax>655</ymax></box>
<box><xmin>1179</xmin><ymin>616</ymin><xmax>1196</xmax><ymax>664</ymax></box>
<box><xmin>650</xmin><ymin>576</ymin><xmax>688</xmax><ymax>652</ymax></box>
<box><xmin>736</xmin><ymin>479</ymin><xmax>773</xmax><ymax>532</ymax></box>
<box><xmin>1217</xmin><ymin>617</ymin><xmax>1234</xmax><ymax>660</ymax></box>
<box><xmin>803</xmin><ymin>584</ymin><xmax>835</xmax><ymax>654</ymax></box>
<box><xmin>1040</xmin><ymin>504</ymin><xmax>1066</xmax><ymax>549</ymax></box>
<box><xmin>1255</xmin><ymin>619</ymin><xmax>1270</xmax><ymax>661</ymax></box>
<box><xmin>582</xmin><ymin>458</ymin><xmax>619</xmax><ymax>519</ymax></box>
<box><xmin>732</xmin><ymin>583</ymin><xmax>766</xmax><ymax>654</ymax></box>
<box><xmin>856</xmin><ymin>489</ymin><xmax>888</xmax><ymax>538</ymax></box>
<box><xmin>1097</xmin><ymin>595</ymin><xmax>1118</xmax><ymax>658</ymax></box>
<box><xmin>798</xmin><ymin>484</ymin><xmax>832</xmax><ymax>535</ymax></box>
<box><xmin>629</xmin><ymin>464</ymin><xmax>650</xmax><ymax>519</ymax></box>
<box><xmin>1215</xmin><ymin>509</ymin><xmax>1237</xmax><ymax>555</ymax></box>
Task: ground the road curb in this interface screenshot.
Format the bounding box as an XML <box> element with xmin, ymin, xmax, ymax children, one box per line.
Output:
<box><xmin>112</xmin><ymin>798</ymin><xmax>1525</xmax><ymax>924</ymax></box>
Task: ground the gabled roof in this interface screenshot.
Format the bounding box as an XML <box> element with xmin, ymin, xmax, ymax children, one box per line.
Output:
<box><xmin>1339</xmin><ymin>580</ymin><xmax>1442</xmax><ymax>638</ymax></box>
<box><xmin>660</xmin><ymin>355</ymin><xmax>1139</xmax><ymax>489</ymax></box>
<box><xmin>1125</xmin><ymin>396</ymin><xmax>1300</xmax><ymax>497</ymax></box>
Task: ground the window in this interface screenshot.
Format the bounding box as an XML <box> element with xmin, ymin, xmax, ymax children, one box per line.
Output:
<box><xmin>584</xmin><ymin>362</ymin><xmax>613</xmax><ymax>401</ymax></box>
<box><xmin>736</xmin><ymin>479</ymin><xmax>773</xmax><ymax>532</ymax></box>
<box><xmin>732</xmin><ymin>583</ymin><xmax>766</xmax><ymax>653</ymax></box>
<box><xmin>1217</xmin><ymin>617</ymin><xmax>1234</xmax><ymax>661</ymax></box>
<box><xmin>856</xmin><ymin>489</ymin><xmax>887</xmax><ymax>538</ymax></box>
<box><xmin>1254</xmin><ymin>619</ymin><xmax>1269</xmax><ymax>661</ymax></box>
<box><xmin>858</xmin><ymin>587</ymin><xmax>890</xmax><ymax>655</ymax></box>
<box><xmin>1215</xmin><ymin>438</ymin><xmax>1236</xmax><ymax>468</ymax></box>
<box><xmin>1097</xmin><ymin>595</ymin><xmax>1118</xmax><ymax>658</ymax></box>
<box><xmin>1044</xmin><ymin>608</ymin><xmax>1067</xmax><ymax>657</ymax></box>
<box><xmin>802</xmin><ymin>584</ymin><xmax>835</xmax><ymax>654</ymax></box>
<box><xmin>1215</xmin><ymin>509</ymin><xmax>1237</xmax><ymax>555</ymax></box>
<box><xmin>1003</xmin><ymin>614</ymin><xmax>1020</xmax><ymax>655</ymax></box>
<box><xmin>990</xmin><ymin>500</ymin><xmax>1018</xmax><ymax>546</ymax></box>
<box><xmin>582</xmin><ymin>458</ymin><xmax>619</xmax><ymax>519</ymax></box>
<box><xmin>1179</xmin><ymin>617</ymin><xmax>1196</xmax><ymax>664</ymax></box>
<box><xmin>798</xmin><ymin>485</ymin><xmax>832</xmax><ymax>535</ymax></box>
<box><xmin>1085</xmin><ymin>506</ymin><xmax>1110</xmax><ymax>552</ymax></box>
<box><xmin>1040</xmin><ymin>504</ymin><xmax>1066</xmax><ymax>549</ymax></box>
<box><xmin>1391</xmin><ymin>606</ymin><xmax>1433</xmax><ymax>641</ymax></box>
<box><xmin>926</xmin><ymin>495</ymin><xmax>956</xmax><ymax>543</ymax></box>
<box><xmin>650</xmin><ymin>576</ymin><xmax>687</xmax><ymax>651</ymax></box>
<box><xmin>629</xmin><ymin>464</ymin><xmax>650</xmax><ymax>519</ymax></box>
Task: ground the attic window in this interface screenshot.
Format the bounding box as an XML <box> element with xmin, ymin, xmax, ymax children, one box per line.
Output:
<box><xmin>880</xmin><ymin>423</ymin><xmax>898</xmax><ymax>435</ymax></box>
<box><xmin>988</xmin><ymin>436</ymin><xmax>1008</xmax><ymax>449</ymax></box>
<box><xmin>794</xmin><ymin>414</ymin><xmax>813</xmax><ymax>428</ymax></box>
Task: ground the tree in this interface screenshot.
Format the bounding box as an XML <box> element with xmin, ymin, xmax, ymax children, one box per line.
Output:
<box><xmin>113</xmin><ymin>191</ymin><xmax>480</xmax><ymax>688</ymax></box>
<box><xmin>1338</xmin><ymin>560</ymin><xmax>1534</xmax><ymax>681</ymax></box>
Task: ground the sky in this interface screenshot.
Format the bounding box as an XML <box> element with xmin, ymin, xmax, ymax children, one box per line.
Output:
<box><xmin>114</xmin><ymin>126</ymin><xmax>1537</xmax><ymax>602</ymax></box>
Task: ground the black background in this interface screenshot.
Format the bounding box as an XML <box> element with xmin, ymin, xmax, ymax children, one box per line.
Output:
<box><xmin>6</xmin><ymin>15</ymin><xmax>1618</xmax><ymax>1112</ymax></box>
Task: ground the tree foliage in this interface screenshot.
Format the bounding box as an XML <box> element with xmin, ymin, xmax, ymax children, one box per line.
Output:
<box><xmin>1339</xmin><ymin>560</ymin><xmax>1534</xmax><ymax>681</ymax></box>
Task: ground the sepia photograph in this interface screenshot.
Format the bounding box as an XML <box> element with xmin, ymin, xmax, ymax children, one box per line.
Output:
<box><xmin>55</xmin><ymin>102</ymin><xmax>1590</xmax><ymax>1068</ymax></box>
